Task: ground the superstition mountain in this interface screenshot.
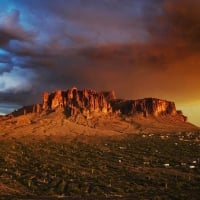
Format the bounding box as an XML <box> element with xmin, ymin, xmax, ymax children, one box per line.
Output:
<box><xmin>11</xmin><ymin>87</ymin><xmax>186</xmax><ymax>120</ymax></box>
<box><xmin>0</xmin><ymin>87</ymin><xmax>198</xmax><ymax>139</ymax></box>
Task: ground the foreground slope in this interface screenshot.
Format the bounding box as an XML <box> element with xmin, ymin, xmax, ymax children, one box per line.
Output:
<box><xmin>0</xmin><ymin>132</ymin><xmax>199</xmax><ymax>199</ymax></box>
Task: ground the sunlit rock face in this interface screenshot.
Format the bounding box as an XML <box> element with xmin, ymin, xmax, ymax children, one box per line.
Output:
<box><xmin>41</xmin><ymin>88</ymin><xmax>115</xmax><ymax>116</ymax></box>
<box><xmin>42</xmin><ymin>92</ymin><xmax>49</xmax><ymax>110</ymax></box>
<box><xmin>11</xmin><ymin>87</ymin><xmax>187</xmax><ymax>122</ymax></box>
<box><xmin>111</xmin><ymin>98</ymin><xmax>177</xmax><ymax>117</ymax></box>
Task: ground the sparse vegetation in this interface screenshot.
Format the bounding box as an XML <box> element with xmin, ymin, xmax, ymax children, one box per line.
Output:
<box><xmin>0</xmin><ymin>131</ymin><xmax>199</xmax><ymax>199</ymax></box>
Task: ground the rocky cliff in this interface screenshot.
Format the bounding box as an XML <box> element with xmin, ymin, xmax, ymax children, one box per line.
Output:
<box><xmin>42</xmin><ymin>87</ymin><xmax>114</xmax><ymax>117</ymax></box>
<box><xmin>10</xmin><ymin>87</ymin><xmax>187</xmax><ymax>122</ymax></box>
<box><xmin>111</xmin><ymin>98</ymin><xmax>177</xmax><ymax>116</ymax></box>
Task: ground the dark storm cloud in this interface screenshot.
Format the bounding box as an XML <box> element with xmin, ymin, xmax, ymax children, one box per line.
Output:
<box><xmin>0</xmin><ymin>91</ymin><xmax>33</xmax><ymax>105</ymax></box>
<box><xmin>0</xmin><ymin>8</ymin><xmax>36</xmax><ymax>92</ymax></box>
<box><xmin>148</xmin><ymin>0</ymin><xmax>200</xmax><ymax>48</ymax></box>
<box><xmin>0</xmin><ymin>9</ymin><xmax>36</xmax><ymax>46</ymax></box>
<box><xmin>0</xmin><ymin>0</ymin><xmax>200</xmax><ymax>113</ymax></box>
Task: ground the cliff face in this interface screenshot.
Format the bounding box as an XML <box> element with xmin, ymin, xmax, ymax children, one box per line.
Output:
<box><xmin>11</xmin><ymin>87</ymin><xmax>187</xmax><ymax>122</ymax></box>
<box><xmin>111</xmin><ymin>98</ymin><xmax>177</xmax><ymax>117</ymax></box>
<box><xmin>42</xmin><ymin>87</ymin><xmax>114</xmax><ymax>117</ymax></box>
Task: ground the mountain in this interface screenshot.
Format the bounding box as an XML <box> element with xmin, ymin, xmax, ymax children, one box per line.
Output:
<box><xmin>9</xmin><ymin>87</ymin><xmax>186</xmax><ymax>119</ymax></box>
<box><xmin>0</xmin><ymin>87</ymin><xmax>198</xmax><ymax>139</ymax></box>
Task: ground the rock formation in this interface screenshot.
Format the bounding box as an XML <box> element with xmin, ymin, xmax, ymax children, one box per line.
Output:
<box><xmin>41</xmin><ymin>87</ymin><xmax>114</xmax><ymax>116</ymax></box>
<box><xmin>10</xmin><ymin>87</ymin><xmax>187</xmax><ymax>122</ymax></box>
<box><xmin>111</xmin><ymin>98</ymin><xmax>177</xmax><ymax>117</ymax></box>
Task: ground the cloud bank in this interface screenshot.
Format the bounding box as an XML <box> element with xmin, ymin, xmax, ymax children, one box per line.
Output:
<box><xmin>0</xmin><ymin>0</ymin><xmax>200</xmax><ymax>114</ymax></box>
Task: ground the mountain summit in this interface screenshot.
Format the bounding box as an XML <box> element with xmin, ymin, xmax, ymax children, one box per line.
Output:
<box><xmin>0</xmin><ymin>87</ymin><xmax>198</xmax><ymax>139</ymax></box>
<box><xmin>12</xmin><ymin>87</ymin><xmax>186</xmax><ymax>120</ymax></box>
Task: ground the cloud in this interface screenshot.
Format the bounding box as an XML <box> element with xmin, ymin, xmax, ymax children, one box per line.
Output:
<box><xmin>0</xmin><ymin>9</ymin><xmax>36</xmax><ymax>46</ymax></box>
<box><xmin>0</xmin><ymin>62</ymin><xmax>13</xmax><ymax>75</ymax></box>
<box><xmin>0</xmin><ymin>67</ymin><xmax>35</xmax><ymax>92</ymax></box>
<box><xmin>147</xmin><ymin>0</ymin><xmax>200</xmax><ymax>48</ymax></box>
<box><xmin>0</xmin><ymin>90</ymin><xmax>40</xmax><ymax>112</ymax></box>
<box><xmin>0</xmin><ymin>102</ymin><xmax>20</xmax><ymax>114</ymax></box>
<box><xmin>0</xmin><ymin>0</ymin><xmax>200</xmax><ymax>111</ymax></box>
<box><xmin>0</xmin><ymin>48</ymin><xmax>12</xmax><ymax>73</ymax></box>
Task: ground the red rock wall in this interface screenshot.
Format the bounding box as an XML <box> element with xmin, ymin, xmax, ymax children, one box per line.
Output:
<box><xmin>110</xmin><ymin>98</ymin><xmax>177</xmax><ymax>117</ymax></box>
<box><xmin>11</xmin><ymin>87</ymin><xmax>184</xmax><ymax>122</ymax></box>
<box><xmin>42</xmin><ymin>88</ymin><xmax>114</xmax><ymax>115</ymax></box>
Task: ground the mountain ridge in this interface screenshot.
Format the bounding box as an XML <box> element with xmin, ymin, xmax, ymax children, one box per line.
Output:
<box><xmin>8</xmin><ymin>87</ymin><xmax>187</xmax><ymax>120</ymax></box>
<box><xmin>0</xmin><ymin>87</ymin><xmax>198</xmax><ymax>140</ymax></box>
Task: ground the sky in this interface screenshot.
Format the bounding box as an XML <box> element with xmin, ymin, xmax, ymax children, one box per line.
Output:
<box><xmin>0</xmin><ymin>0</ymin><xmax>200</xmax><ymax>126</ymax></box>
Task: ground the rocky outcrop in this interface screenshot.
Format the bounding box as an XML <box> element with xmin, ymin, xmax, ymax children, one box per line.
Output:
<box><xmin>10</xmin><ymin>87</ymin><xmax>187</xmax><ymax>122</ymax></box>
<box><xmin>111</xmin><ymin>98</ymin><xmax>177</xmax><ymax>117</ymax></box>
<box><xmin>41</xmin><ymin>87</ymin><xmax>114</xmax><ymax>116</ymax></box>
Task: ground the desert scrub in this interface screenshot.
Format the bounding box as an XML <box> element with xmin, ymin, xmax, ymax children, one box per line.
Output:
<box><xmin>0</xmin><ymin>132</ymin><xmax>199</xmax><ymax>199</ymax></box>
